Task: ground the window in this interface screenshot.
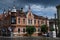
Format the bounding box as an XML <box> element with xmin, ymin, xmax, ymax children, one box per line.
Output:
<box><xmin>23</xmin><ymin>19</ymin><xmax>25</xmax><ymax>24</ymax></box>
<box><xmin>38</xmin><ymin>20</ymin><xmax>39</xmax><ymax>24</ymax></box>
<box><xmin>31</xmin><ymin>20</ymin><xmax>32</xmax><ymax>24</ymax></box>
<box><xmin>34</xmin><ymin>20</ymin><xmax>36</xmax><ymax>24</ymax></box>
<box><xmin>23</xmin><ymin>28</ymin><xmax>25</xmax><ymax>33</ymax></box>
<box><xmin>28</xmin><ymin>19</ymin><xmax>30</xmax><ymax>24</ymax></box>
<box><xmin>11</xmin><ymin>16</ymin><xmax>16</xmax><ymax>24</ymax></box>
<box><xmin>41</xmin><ymin>21</ymin><xmax>44</xmax><ymax>25</ymax></box>
<box><xmin>18</xmin><ymin>28</ymin><xmax>20</xmax><ymax>33</ymax></box>
<box><xmin>38</xmin><ymin>28</ymin><xmax>40</xmax><ymax>32</ymax></box>
<box><xmin>18</xmin><ymin>18</ymin><xmax>20</xmax><ymax>24</ymax></box>
<box><xmin>28</xmin><ymin>19</ymin><xmax>32</xmax><ymax>24</ymax></box>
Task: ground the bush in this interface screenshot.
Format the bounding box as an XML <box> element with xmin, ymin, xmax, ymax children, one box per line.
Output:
<box><xmin>41</xmin><ymin>25</ymin><xmax>48</xmax><ymax>33</ymax></box>
<box><xmin>49</xmin><ymin>26</ymin><xmax>54</xmax><ymax>31</ymax></box>
<box><xmin>26</xmin><ymin>26</ymin><xmax>36</xmax><ymax>36</ymax></box>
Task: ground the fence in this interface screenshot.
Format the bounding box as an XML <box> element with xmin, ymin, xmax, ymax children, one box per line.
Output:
<box><xmin>0</xmin><ymin>36</ymin><xmax>60</xmax><ymax>40</ymax></box>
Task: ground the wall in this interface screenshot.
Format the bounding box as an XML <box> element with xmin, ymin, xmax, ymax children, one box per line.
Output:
<box><xmin>0</xmin><ymin>37</ymin><xmax>60</xmax><ymax>40</ymax></box>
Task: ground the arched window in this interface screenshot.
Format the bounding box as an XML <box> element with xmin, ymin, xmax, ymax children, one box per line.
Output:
<box><xmin>18</xmin><ymin>18</ymin><xmax>20</xmax><ymax>24</ymax></box>
<box><xmin>23</xmin><ymin>28</ymin><xmax>25</xmax><ymax>33</ymax></box>
<box><xmin>18</xmin><ymin>28</ymin><xmax>20</xmax><ymax>33</ymax></box>
<box><xmin>23</xmin><ymin>19</ymin><xmax>25</xmax><ymax>24</ymax></box>
<box><xmin>38</xmin><ymin>28</ymin><xmax>41</xmax><ymax>32</ymax></box>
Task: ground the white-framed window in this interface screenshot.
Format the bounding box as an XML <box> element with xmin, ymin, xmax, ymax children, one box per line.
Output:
<box><xmin>28</xmin><ymin>19</ymin><xmax>32</xmax><ymax>24</ymax></box>
<box><xmin>31</xmin><ymin>20</ymin><xmax>32</xmax><ymax>24</ymax></box>
<box><xmin>23</xmin><ymin>19</ymin><xmax>25</xmax><ymax>24</ymax></box>
<box><xmin>18</xmin><ymin>28</ymin><xmax>20</xmax><ymax>33</ymax></box>
<box><xmin>18</xmin><ymin>18</ymin><xmax>20</xmax><ymax>24</ymax></box>
<box><xmin>34</xmin><ymin>20</ymin><xmax>36</xmax><ymax>24</ymax></box>
<box><xmin>38</xmin><ymin>28</ymin><xmax>41</xmax><ymax>32</ymax></box>
<box><xmin>23</xmin><ymin>28</ymin><xmax>25</xmax><ymax>33</ymax></box>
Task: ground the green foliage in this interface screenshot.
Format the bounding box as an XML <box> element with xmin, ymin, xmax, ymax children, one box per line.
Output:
<box><xmin>41</xmin><ymin>25</ymin><xmax>48</xmax><ymax>33</ymax></box>
<box><xmin>26</xmin><ymin>26</ymin><xmax>36</xmax><ymax>36</ymax></box>
<box><xmin>49</xmin><ymin>26</ymin><xmax>54</xmax><ymax>31</ymax></box>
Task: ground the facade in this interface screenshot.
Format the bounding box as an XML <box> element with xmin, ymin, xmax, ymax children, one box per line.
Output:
<box><xmin>56</xmin><ymin>5</ymin><xmax>60</xmax><ymax>37</ymax></box>
<box><xmin>49</xmin><ymin>19</ymin><xmax>58</xmax><ymax>37</ymax></box>
<box><xmin>0</xmin><ymin>6</ymin><xmax>49</xmax><ymax>36</ymax></box>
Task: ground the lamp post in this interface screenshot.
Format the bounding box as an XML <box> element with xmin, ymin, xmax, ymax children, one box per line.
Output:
<box><xmin>54</xmin><ymin>13</ymin><xmax>57</xmax><ymax>37</ymax></box>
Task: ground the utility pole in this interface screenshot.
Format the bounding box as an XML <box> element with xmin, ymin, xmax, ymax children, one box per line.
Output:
<box><xmin>54</xmin><ymin>13</ymin><xmax>57</xmax><ymax>37</ymax></box>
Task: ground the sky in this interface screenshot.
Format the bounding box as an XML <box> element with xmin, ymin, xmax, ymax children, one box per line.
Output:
<box><xmin>0</xmin><ymin>0</ymin><xmax>59</xmax><ymax>19</ymax></box>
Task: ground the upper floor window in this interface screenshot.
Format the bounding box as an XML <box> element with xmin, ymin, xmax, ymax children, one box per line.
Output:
<box><xmin>18</xmin><ymin>28</ymin><xmax>20</xmax><ymax>33</ymax></box>
<box><xmin>28</xmin><ymin>19</ymin><xmax>30</xmax><ymax>24</ymax></box>
<box><xmin>31</xmin><ymin>20</ymin><xmax>32</xmax><ymax>24</ymax></box>
<box><xmin>41</xmin><ymin>21</ymin><xmax>44</xmax><ymax>25</ymax></box>
<box><xmin>23</xmin><ymin>19</ymin><xmax>25</xmax><ymax>24</ymax></box>
<box><xmin>38</xmin><ymin>20</ymin><xmax>40</xmax><ymax>24</ymax></box>
<box><xmin>18</xmin><ymin>18</ymin><xmax>20</xmax><ymax>24</ymax></box>
<box><xmin>28</xmin><ymin>19</ymin><xmax>32</xmax><ymax>24</ymax></box>
<box><xmin>34</xmin><ymin>20</ymin><xmax>36</xmax><ymax>24</ymax></box>
<box><xmin>11</xmin><ymin>16</ymin><xmax>16</xmax><ymax>24</ymax></box>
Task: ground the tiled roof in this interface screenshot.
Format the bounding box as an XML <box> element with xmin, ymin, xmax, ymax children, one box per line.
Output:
<box><xmin>16</xmin><ymin>10</ymin><xmax>26</xmax><ymax>17</ymax></box>
<box><xmin>33</xmin><ymin>14</ymin><xmax>46</xmax><ymax>19</ymax></box>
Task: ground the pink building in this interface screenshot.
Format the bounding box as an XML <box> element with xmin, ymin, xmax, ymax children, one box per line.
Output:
<box><xmin>0</xmin><ymin>6</ymin><xmax>49</xmax><ymax>36</ymax></box>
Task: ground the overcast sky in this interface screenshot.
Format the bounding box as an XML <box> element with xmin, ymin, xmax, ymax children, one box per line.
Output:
<box><xmin>0</xmin><ymin>0</ymin><xmax>59</xmax><ymax>19</ymax></box>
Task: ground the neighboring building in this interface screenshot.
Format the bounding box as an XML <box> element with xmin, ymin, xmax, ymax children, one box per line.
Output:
<box><xmin>49</xmin><ymin>19</ymin><xmax>58</xmax><ymax>37</ymax></box>
<box><xmin>0</xmin><ymin>6</ymin><xmax>49</xmax><ymax>36</ymax></box>
<box><xmin>56</xmin><ymin>5</ymin><xmax>60</xmax><ymax>37</ymax></box>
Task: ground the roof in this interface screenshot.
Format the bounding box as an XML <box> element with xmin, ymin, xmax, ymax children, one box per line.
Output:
<box><xmin>16</xmin><ymin>10</ymin><xmax>26</xmax><ymax>17</ymax></box>
<box><xmin>33</xmin><ymin>14</ymin><xmax>47</xmax><ymax>19</ymax></box>
<box><xmin>0</xmin><ymin>12</ymin><xmax>11</xmax><ymax>21</ymax></box>
<box><xmin>0</xmin><ymin>9</ymin><xmax>48</xmax><ymax>20</ymax></box>
<box><xmin>49</xmin><ymin>19</ymin><xmax>58</xmax><ymax>24</ymax></box>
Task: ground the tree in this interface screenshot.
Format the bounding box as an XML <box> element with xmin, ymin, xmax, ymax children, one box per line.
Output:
<box><xmin>26</xmin><ymin>26</ymin><xmax>36</xmax><ymax>36</ymax></box>
<box><xmin>41</xmin><ymin>25</ymin><xmax>48</xmax><ymax>34</ymax></box>
<box><xmin>49</xmin><ymin>26</ymin><xmax>54</xmax><ymax>31</ymax></box>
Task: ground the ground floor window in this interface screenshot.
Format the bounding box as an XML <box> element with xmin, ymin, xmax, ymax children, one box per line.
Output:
<box><xmin>23</xmin><ymin>28</ymin><xmax>25</xmax><ymax>33</ymax></box>
<box><xmin>18</xmin><ymin>28</ymin><xmax>20</xmax><ymax>33</ymax></box>
<box><xmin>38</xmin><ymin>28</ymin><xmax>41</xmax><ymax>32</ymax></box>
